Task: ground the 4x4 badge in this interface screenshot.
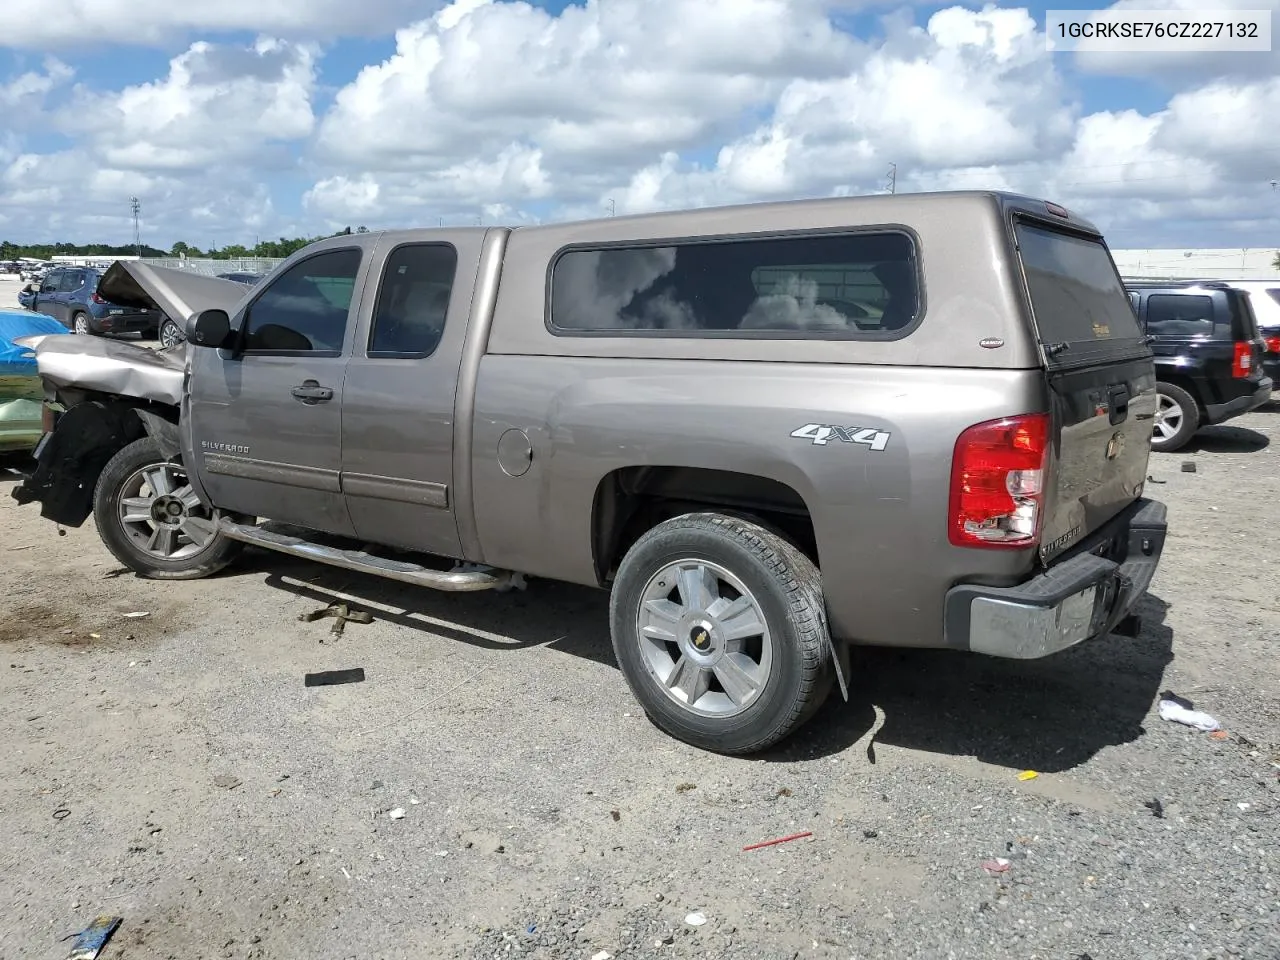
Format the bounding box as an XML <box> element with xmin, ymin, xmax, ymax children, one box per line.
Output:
<box><xmin>790</xmin><ymin>423</ymin><xmax>891</xmax><ymax>451</ymax></box>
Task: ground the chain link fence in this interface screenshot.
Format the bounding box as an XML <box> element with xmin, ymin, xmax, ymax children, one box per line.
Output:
<box><xmin>140</xmin><ymin>257</ymin><xmax>285</xmax><ymax>277</ymax></box>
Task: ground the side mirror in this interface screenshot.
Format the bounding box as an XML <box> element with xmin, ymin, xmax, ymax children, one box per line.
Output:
<box><xmin>188</xmin><ymin>308</ymin><xmax>233</xmax><ymax>348</ymax></box>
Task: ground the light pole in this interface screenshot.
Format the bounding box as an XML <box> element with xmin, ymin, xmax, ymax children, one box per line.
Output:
<box><xmin>608</xmin><ymin>198</ymin><xmax>615</xmax><ymax>217</ymax></box>
<box><xmin>129</xmin><ymin>196</ymin><xmax>141</xmax><ymax>256</ymax></box>
<box><xmin>885</xmin><ymin>164</ymin><xmax>897</xmax><ymax>194</ymax></box>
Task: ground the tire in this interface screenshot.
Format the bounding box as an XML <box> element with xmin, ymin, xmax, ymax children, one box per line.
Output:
<box><xmin>609</xmin><ymin>511</ymin><xmax>834</xmax><ymax>755</ymax></box>
<box><xmin>71</xmin><ymin>311</ymin><xmax>93</xmax><ymax>336</ymax></box>
<box><xmin>1151</xmin><ymin>382</ymin><xmax>1199</xmax><ymax>453</ymax></box>
<box><xmin>159</xmin><ymin>318</ymin><xmax>185</xmax><ymax>348</ymax></box>
<box><xmin>92</xmin><ymin>436</ymin><xmax>242</xmax><ymax>580</ymax></box>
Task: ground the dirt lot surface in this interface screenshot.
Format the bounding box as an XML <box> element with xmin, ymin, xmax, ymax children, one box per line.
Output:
<box><xmin>1</xmin><ymin>307</ymin><xmax>1277</xmax><ymax>956</ymax></box>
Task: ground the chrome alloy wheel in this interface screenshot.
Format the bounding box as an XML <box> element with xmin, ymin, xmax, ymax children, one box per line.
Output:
<box><xmin>116</xmin><ymin>461</ymin><xmax>219</xmax><ymax>561</ymax></box>
<box><xmin>635</xmin><ymin>558</ymin><xmax>774</xmax><ymax>718</ymax></box>
<box><xmin>1153</xmin><ymin>393</ymin><xmax>1183</xmax><ymax>443</ymax></box>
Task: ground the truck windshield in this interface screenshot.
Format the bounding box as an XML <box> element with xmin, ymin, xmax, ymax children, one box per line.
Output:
<box><xmin>1015</xmin><ymin>220</ymin><xmax>1143</xmax><ymax>354</ymax></box>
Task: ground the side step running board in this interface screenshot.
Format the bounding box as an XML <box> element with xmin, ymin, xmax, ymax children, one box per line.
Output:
<box><xmin>218</xmin><ymin>520</ymin><xmax>525</xmax><ymax>593</ymax></box>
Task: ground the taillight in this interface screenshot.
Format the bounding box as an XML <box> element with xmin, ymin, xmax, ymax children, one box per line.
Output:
<box><xmin>948</xmin><ymin>413</ymin><xmax>1050</xmax><ymax>549</ymax></box>
<box><xmin>1232</xmin><ymin>341</ymin><xmax>1252</xmax><ymax>378</ymax></box>
<box><xmin>91</xmin><ymin>292</ymin><xmax>106</xmax><ymax>304</ymax></box>
<box><xmin>1264</xmin><ymin>336</ymin><xmax>1280</xmax><ymax>354</ymax></box>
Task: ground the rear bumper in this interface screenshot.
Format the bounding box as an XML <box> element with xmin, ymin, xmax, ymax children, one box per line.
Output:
<box><xmin>943</xmin><ymin>498</ymin><xmax>1168</xmax><ymax>659</ymax></box>
<box><xmin>1203</xmin><ymin>376</ymin><xmax>1272</xmax><ymax>423</ymax></box>
<box><xmin>94</xmin><ymin>310</ymin><xmax>159</xmax><ymax>334</ymax></box>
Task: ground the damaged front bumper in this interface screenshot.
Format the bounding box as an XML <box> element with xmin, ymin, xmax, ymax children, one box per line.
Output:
<box><xmin>943</xmin><ymin>498</ymin><xmax>1168</xmax><ymax>659</ymax></box>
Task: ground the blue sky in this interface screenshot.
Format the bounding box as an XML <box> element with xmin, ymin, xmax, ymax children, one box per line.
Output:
<box><xmin>1</xmin><ymin>0</ymin><xmax>1276</xmax><ymax>250</ymax></box>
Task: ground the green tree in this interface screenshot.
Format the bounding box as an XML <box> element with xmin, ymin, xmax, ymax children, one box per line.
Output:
<box><xmin>1273</xmin><ymin>251</ymin><xmax>1279</xmax><ymax>270</ymax></box>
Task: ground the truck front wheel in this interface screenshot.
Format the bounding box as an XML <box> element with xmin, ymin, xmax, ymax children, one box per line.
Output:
<box><xmin>609</xmin><ymin>512</ymin><xmax>833</xmax><ymax>755</ymax></box>
<box><xmin>92</xmin><ymin>436</ymin><xmax>242</xmax><ymax>580</ymax></box>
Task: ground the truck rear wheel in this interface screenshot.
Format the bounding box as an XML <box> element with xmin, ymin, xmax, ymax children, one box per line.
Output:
<box><xmin>92</xmin><ymin>436</ymin><xmax>242</xmax><ymax>580</ymax></box>
<box><xmin>609</xmin><ymin>512</ymin><xmax>833</xmax><ymax>755</ymax></box>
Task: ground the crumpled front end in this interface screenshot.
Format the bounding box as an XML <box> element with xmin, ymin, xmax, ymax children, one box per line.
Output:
<box><xmin>29</xmin><ymin>333</ymin><xmax>188</xmax><ymax>406</ymax></box>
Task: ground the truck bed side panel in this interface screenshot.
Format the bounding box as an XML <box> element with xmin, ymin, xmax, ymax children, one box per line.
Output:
<box><xmin>470</xmin><ymin>357</ymin><xmax>1046</xmax><ymax>647</ymax></box>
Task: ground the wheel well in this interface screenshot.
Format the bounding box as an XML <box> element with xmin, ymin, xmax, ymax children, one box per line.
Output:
<box><xmin>17</xmin><ymin>394</ymin><xmax>180</xmax><ymax>528</ymax></box>
<box><xmin>1156</xmin><ymin>374</ymin><xmax>1205</xmax><ymax>414</ymax></box>
<box><xmin>591</xmin><ymin>466</ymin><xmax>817</xmax><ymax>584</ymax></box>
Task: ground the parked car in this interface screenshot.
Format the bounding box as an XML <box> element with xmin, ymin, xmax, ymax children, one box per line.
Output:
<box><xmin>13</xmin><ymin>191</ymin><xmax>1169</xmax><ymax>754</ymax></box>
<box><xmin>216</xmin><ymin>272</ymin><xmax>264</xmax><ymax>285</ymax></box>
<box><xmin>28</xmin><ymin>265</ymin><xmax>166</xmax><ymax>340</ymax></box>
<box><xmin>17</xmin><ymin>283</ymin><xmax>37</xmax><ymax>310</ymax></box>
<box><xmin>0</xmin><ymin>309</ymin><xmax>70</xmax><ymax>453</ymax></box>
<box><xmin>1123</xmin><ymin>280</ymin><xmax>1272</xmax><ymax>451</ymax></box>
<box><xmin>1220</xmin><ymin>280</ymin><xmax>1280</xmax><ymax>388</ymax></box>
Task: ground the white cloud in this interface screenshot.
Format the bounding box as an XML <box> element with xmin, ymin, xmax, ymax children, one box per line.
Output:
<box><xmin>0</xmin><ymin>57</ymin><xmax>73</xmax><ymax>121</ymax></box>
<box><xmin>0</xmin><ymin>38</ymin><xmax>315</xmax><ymax>247</ymax></box>
<box><xmin>2</xmin><ymin>0</ymin><xmax>1277</xmax><ymax>249</ymax></box>
<box><xmin>0</xmin><ymin>0</ymin><xmax>440</xmax><ymax>48</ymax></box>
<box><xmin>60</xmin><ymin>38</ymin><xmax>317</xmax><ymax>171</ymax></box>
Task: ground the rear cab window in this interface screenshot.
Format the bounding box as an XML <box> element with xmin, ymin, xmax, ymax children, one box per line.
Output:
<box><xmin>1013</xmin><ymin>219</ymin><xmax>1145</xmax><ymax>364</ymax></box>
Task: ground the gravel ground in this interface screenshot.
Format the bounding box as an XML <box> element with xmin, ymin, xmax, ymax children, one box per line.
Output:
<box><xmin>0</xmin><ymin>281</ymin><xmax>1277</xmax><ymax>958</ymax></box>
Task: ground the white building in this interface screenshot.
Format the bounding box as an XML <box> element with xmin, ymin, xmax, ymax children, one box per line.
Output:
<box><xmin>1111</xmin><ymin>248</ymin><xmax>1280</xmax><ymax>280</ymax></box>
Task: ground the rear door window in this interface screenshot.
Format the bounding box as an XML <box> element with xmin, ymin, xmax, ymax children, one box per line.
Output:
<box><xmin>1145</xmin><ymin>294</ymin><xmax>1215</xmax><ymax>338</ymax></box>
<box><xmin>1268</xmin><ymin>289</ymin><xmax>1280</xmax><ymax>308</ymax></box>
<box><xmin>368</xmin><ymin>243</ymin><xmax>458</xmax><ymax>358</ymax></box>
<box><xmin>1014</xmin><ymin>220</ymin><xmax>1144</xmax><ymax>361</ymax></box>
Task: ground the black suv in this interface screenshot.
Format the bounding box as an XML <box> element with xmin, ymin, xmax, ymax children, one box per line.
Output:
<box><xmin>1124</xmin><ymin>280</ymin><xmax>1272</xmax><ymax>452</ymax></box>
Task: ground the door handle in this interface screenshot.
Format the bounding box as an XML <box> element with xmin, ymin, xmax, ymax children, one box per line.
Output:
<box><xmin>291</xmin><ymin>380</ymin><xmax>334</xmax><ymax>404</ymax></box>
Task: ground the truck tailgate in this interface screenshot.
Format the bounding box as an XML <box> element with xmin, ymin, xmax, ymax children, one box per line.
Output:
<box><xmin>1013</xmin><ymin>217</ymin><xmax>1156</xmax><ymax>563</ymax></box>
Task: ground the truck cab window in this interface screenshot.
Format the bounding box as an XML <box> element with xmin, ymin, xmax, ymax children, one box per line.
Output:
<box><xmin>243</xmin><ymin>248</ymin><xmax>362</xmax><ymax>354</ymax></box>
<box><xmin>368</xmin><ymin>244</ymin><xmax>458</xmax><ymax>357</ymax></box>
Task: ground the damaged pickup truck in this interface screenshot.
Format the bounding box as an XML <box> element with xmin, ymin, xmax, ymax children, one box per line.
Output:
<box><xmin>12</xmin><ymin>192</ymin><xmax>1170</xmax><ymax>754</ymax></box>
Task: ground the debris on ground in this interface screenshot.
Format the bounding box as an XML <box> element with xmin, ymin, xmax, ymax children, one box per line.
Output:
<box><xmin>1144</xmin><ymin>798</ymin><xmax>1165</xmax><ymax>818</ymax></box>
<box><xmin>775</xmin><ymin>787</ymin><xmax>793</xmax><ymax>797</ymax></box>
<box><xmin>298</xmin><ymin>602</ymin><xmax>373</xmax><ymax>638</ymax></box>
<box><xmin>1181</xmin><ymin>461</ymin><xmax>1196</xmax><ymax>473</ymax></box>
<box><xmin>120</xmin><ymin>612</ymin><xmax>149</xmax><ymax>619</ymax></box>
<box><xmin>1146</xmin><ymin>475</ymin><xmax>1166</xmax><ymax>484</ymax></box>
<box><xmin>1157</xmin><ymin>691</ymin><xmax>1220</xmax><ymax>731</ymax></box>
<box><xmin>213</xmin><ymin>775</ymin><xmax>242</xmax><ymax>790</ymax></box>
<box><xmin>684</xmin><ymin>912</ymin><xmax>707</xmax><ymax>927</ymax></box>
<box><xmin>1017</xmin><ymin>770</ymin><xmax>1039</xmax><ymax>781</ymax></box>
<box><xmin>1209</xmin><ymin>730</ymin><xmax>1230</xmax><ymax>741</ymax></box>
<box><xmin>63</xmin><ymin>915</ymin><xmax>121</xmax><ymax>960</ymax></box>
<box><xmin>52</xmin><ymin>808</ymin><xmax>70</xmax><ymax>820</ymax></box>
<box><xmin>743</xmin><ymin>831</ymin><xmax>813</xmax><ymax>851</ymax></box>
<box><xmin>387</xmin><ymin>808</ymin><xmax>406</xmax><ymax>820</ymax></box>
<box><xmin>675</xmin><ymin>783</ymin><xmax>696</xmax><ymax>793</ymax></box>
<box><xmin>610</xmin><ymin>809</ymin><xmax>620</xmax><ymax>821</ymax></box>
<box><xmin>981</xmin><ymin>858</ymin><xmax>1011</xmax><ymax>875</ymax></box>
<box><xmin>303</xmin><ymin>668</ymin><xmax>366</xmax><ymax>687</ymax></box>
<box><xmin>591</xmin><ymin>951</ymin><xmax>612</xmax><ymax>960</ymax></box>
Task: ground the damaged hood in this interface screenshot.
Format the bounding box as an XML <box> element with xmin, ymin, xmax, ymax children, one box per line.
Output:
<box><xmin>27</xmin><ymin>260</ymin><xmax>253</xmax><ymax>406</ymax></box>
<box><xmin>96</xmin><ymin>260</ymin><xmax>249</xmax><ymax>323</ymax></box>
<box><xmin>31</xmin><ymin>335</ymin><xmax>188</xmax><ymax>405</ymax></box>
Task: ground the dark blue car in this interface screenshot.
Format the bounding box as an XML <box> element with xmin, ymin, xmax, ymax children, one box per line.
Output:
<box><xmin>29</xmin><ymin>265</ymin><xmax>166</xmax><ymax>340</ymax></box>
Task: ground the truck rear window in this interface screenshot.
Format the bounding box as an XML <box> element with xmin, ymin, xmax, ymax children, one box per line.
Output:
<box><xmin>1014</xmin><ymin>221</ymin><xmax>1143</xmax><ymax>351</ymax></box>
